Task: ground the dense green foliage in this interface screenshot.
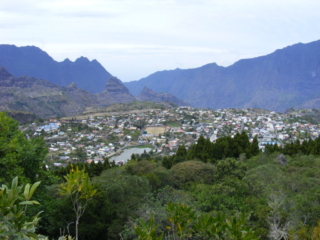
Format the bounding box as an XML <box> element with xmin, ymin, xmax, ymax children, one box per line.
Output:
<box><xmin>186</xmin><ymin>133</ymin><xmax>258</xmax><ymax>162</ymax></box>
<box><xmin>135</xmin><ymin>203</ymin><xmax>259</xmax><ymax>240</ymax></box>
<box><xmin>265</xmin><ymin>137</ymin><xmax>320</xmax><ymax>156</ymax></box>
<box><xmin>0</xmin><ymin>112</ymin><xmax>48</xmax><ymax>184</ymax></box>
<box><xmin>2</xmin><ymin>113</ymin><xmax>320</xmax><ymax>240</ymax></box>
<box><xmin>0</xmin><ymin>177</ymin><xmax>43</xmax><ymax>239</ymax></box>
<box><xmin>161</xmin><ymin>132</ymin><xmax>259</xmax><ymax>170</ymax></box>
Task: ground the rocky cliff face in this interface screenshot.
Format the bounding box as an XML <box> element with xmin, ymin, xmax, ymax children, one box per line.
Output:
<box><xmin>0</xmin><ymin>67</ymin><xmax>97</xmax><ymax>118</ymax></box>
<box><xmin>0</xmin><ymin>66</ymin><xmax>188</xmax><ymax>118</ymax></box>
<box><xmin>0</xmin><ymin>45</ymin><xmax>112</xmax><ymax>93</ymax></box>
<box><xmin>136</xmin><ymin>86</ymin><xmax>189</xmax><ymax>106</ymax></box>
<box><xmin>97</xmin><ymin>77</ymin><xmax>135</xmax><ymax>106</ymax></box>
<box><xmin>125</xmin><ymin>40</ymin><xmax>320</xmax><ymax>112</ymax></box>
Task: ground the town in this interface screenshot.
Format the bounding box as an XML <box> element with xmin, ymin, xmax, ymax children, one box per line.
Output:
<box><xmin>22</xmin><ymin>106</ymin><xmax>320</xmax><ymax>167</ymax></box>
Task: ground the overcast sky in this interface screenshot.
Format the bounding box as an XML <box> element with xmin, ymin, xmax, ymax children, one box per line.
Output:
<box><xmin>0</xmin><ymin>0</ymin><xmax>319</xmax><ymax>82</ymax></box>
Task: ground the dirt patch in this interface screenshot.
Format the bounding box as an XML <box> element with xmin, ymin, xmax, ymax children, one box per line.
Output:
<box><xmin>144</xmin><ymin>126</ymin><xmax>166</xmax><ymax>136</ymax></box>
<box><xmin>61</xmin><ymin>109</ymin><xmax>161</xmax><ymax>120</ymax></box>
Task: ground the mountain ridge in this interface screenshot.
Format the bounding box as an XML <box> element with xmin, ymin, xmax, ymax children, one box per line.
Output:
<box><xmin>0</xmin><ymin>67</ymin><xmax>97</xmax><ymax>118</ymax></box>
<box><xmin>137</xmin><ymin>86</ymin><xmax>189</xmax><ymax>106</ymax></box>
<box><xmin>1</xmin><ymin>41</ymin><xmax>320</xmax><ymax>112</ymax></box>
<box><xmin>0</xmin><ymin>67</ymin><xmax>134</xmax><ymax>118</ymax></box>
<box><xmin>0</xmin><ymin>67</ymin><xmax>186</xmax><ymax>118</ymax></box>
<box><xmin>0</xmin><ymin>45</ymin><xmax>112</xmax><ymax>93</ymax></box>
<box><xmin>124</xmin><ymin>40</ymin><xmax>320</xmax><ymax>112</ymax></box>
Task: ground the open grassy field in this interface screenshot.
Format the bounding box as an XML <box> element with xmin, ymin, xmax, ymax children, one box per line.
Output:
<box><xmin>127</xmin><ymin>144</ymin><xmax>154</xmax><ymax>149</ymax></box>
<box><xmin>145</xmin><ymin>126</ymin><xmax>166</xmax><ymax>135</ymax></box>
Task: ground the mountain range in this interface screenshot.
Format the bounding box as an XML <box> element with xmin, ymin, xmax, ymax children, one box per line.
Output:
<box><xmin>124</xmin><ymin>40</ymin><xmax>320</xmax><ymax>112</ymax></box>
<box><xmin>0</xmin><ymin>45</ymin><xmax>112</xmax><ymax>93</ymax></box>
<box><xmin>0</xmin><ymin>66</ymin><xmax>186</xmax><ymax>118</ymax></box>
<box><xmin>0</xmin><ymin>40</ymin><xmax>320</xmax><ymax>113</ymax></box>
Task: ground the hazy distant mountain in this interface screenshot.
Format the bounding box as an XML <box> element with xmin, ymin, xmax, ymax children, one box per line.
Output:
<box><xmin>296</xmin><ymin>98</ymin><xmax>320</xmax><ymax>110</ymax></box>
<box><xmin>125</xmin><ymin>40</ymin><xmax>320</xmax><ymax>112</ymax></box>
<box><xmin>0</xmin><ymin>45</ymin><xmax>112</xmax><ymax>93</ymax></box>
<box><xmin>137</xmin><ymin>86</ymin><xmax>189</xmax><ymax>106</ymax></box>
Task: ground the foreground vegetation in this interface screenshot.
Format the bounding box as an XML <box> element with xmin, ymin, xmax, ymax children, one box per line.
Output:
<box><xmin>1</xmin><ymin>111</ymin><xmax>320</xmax><ymax>239</ymax></box>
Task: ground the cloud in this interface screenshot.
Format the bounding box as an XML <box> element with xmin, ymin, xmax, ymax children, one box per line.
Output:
<box><xmin>0</xmin><ymin>0</ymin><xmax>319</xmax><ymax>81</ymax></box>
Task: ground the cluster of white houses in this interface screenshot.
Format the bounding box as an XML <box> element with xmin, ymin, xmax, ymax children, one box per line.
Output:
<box><xmin>28</xmin><ymin>107</ymin><xmax>320</xmax><ymax>165</ymax></box>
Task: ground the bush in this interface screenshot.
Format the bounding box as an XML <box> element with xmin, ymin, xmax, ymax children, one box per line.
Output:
<box><xmin>126</xmin><ymin>160</ymin><xmax>166</xmax><ymax>175</ymax></box>
<box><xmin>171</xmin><ymin>160</ymin><xmax>216</xmax><ymax>188</ymax></box>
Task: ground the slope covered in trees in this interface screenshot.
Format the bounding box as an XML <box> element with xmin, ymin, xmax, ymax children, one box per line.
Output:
<box><xmin>0</xmin><ymin>112</ymin><xmax>47</xmax><ymax>183</ymax></box>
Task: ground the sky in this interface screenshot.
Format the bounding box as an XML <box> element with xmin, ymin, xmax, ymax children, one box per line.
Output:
<box><xmin>0</xmin><ymin>0</ymin><xmax>320</xmax><ymax>82</ymax></box>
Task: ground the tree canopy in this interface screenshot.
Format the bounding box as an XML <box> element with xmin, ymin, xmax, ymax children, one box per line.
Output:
<box><xmin>0</xmin><ymin>112</ymin><xmax>47</xmax><ymax>184</ymax></box>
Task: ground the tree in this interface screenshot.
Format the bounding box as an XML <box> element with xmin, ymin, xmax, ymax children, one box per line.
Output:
<box><xmin>191</xmin><ymin>179</ymin><xmax>250</xmax><ymax>212</ymax></box>
<box><xmin>173</xmin><ymin>145</ymin><xmax>187</xmax><ymax>165</ymax></box>
<box><xmin>171</xmin><ymin>160</ymin><xmax>216</xmax><ymax>188</ymax></box>
<box><xmin>194</xmin><ymin>211</ymin><xmax>258</xmax><ymax>240</ymax></box>
<box><xmin>0</xmin><ymin>176</ymin><xmax>42</xmax><ymax>239</ymax></box>
<box><xmin>93</xmin><ymin>168</ymin><xmax>152</xmax><ymax>238</ymax></box>
<box><xmin>216</xmin><ymin>158</ymin><xmax>247</xmax><ymax>181</ymax></box>
<box><xmin>166</xmin><ymin>203</ymin><xmax>196</xmax><ymax>239</ymax></box>
<box><xmin>267</xmin><ymin>193</ymin><xmax>290</xmax><ymax>240</ymax></box>
<box><xmin>75</xmin><ymin>148</ymin><xmax>87</xmax><ymax>162</ymax></box>
<box><xmin>135</xmin><ymin>203</ymin><xmax>259</xmax><ymax>240</ymax></box>
<box><xmin>0</xmin><ymin>112</ymin><xmax>47</xmax><ymax>184</ymax></box>
<box><xmin>134</xmin><ymin>213</ymin><xmax>164</xmax><ymax>240</ymax></box>
<box><xmin>60</xmin><ymin>167</ymin><xmax>97</xmax><ymax>240</ymax></box>
<box><xmin>251</xmin><ymin>136</ymin><xmax>260</xmax><ymax>156</ymax></box>
<box><xmin>186</xmin><ymin>135</ymin><xmax>211</xmax><ymax>162</ymax></box>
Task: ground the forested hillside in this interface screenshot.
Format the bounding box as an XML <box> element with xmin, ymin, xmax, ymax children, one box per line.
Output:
<box><xmin>1</xmin><ymin>112</ymin><xmax>320</xmax><ymax>240</ymax></box>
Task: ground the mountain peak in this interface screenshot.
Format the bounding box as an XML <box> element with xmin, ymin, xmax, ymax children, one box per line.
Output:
<box><xmin>75</xmin><ymin>56</ymin><xmax>90</xmax><ymax>62</ymax></box>
<box><xmin>104</xmin><ymin>76</ymin><xmax>132</xmax><ymax>95</ymax></box>
<box><xmin>97</xmin><ymin>76</ymin><xmax>135</xmax><ymax>105</ymax></box>
<box><xmin>0</xmin><ymin>67</ymin><xmax>13</xmax><ymax>80</ymax></box>
<box><xmin>200</xmin><ymin>62</ymin><xmax>219</xmax><ymax>68</ymax></box>
<box><xmin>137</xmin><ymin>86</ymin><xmax>189</xmax><ymax>106</ymax></box>
<box><xmin>139</xmin><ymin>86</ymin><xmax>156</xmax><ymax>96</ymax></box>
<box><xmin>125</xmin><ymin>39</ymin><xmax>320</xmax><ymax>112</ymax></box>
<box><xmin>106</xmin><ymin>76</ymin><xmax>122</xmax><ymax>86</ymax></box>
<box><xmin>0</xmin><ymin>44</ymin><xmax>113</xmax><ymax>93</ymax></box>
<box><xmin>67</xmin><ymin>82</ymin><xmax>78</xmax><ymax>88</ymax></box>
